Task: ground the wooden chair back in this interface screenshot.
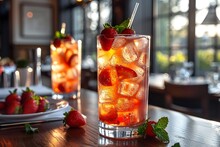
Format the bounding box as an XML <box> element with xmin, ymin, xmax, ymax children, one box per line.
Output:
<box><xmin>164</xmin><ymin>81</ymin><xmax>209</xmax><ymax>118</ymax></box>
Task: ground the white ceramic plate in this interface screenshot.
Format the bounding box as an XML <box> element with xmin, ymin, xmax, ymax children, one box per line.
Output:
<box><xmin>0</xmin><ymin>100</ymin><xmax>69</xmax><ymax>119</ymax></box>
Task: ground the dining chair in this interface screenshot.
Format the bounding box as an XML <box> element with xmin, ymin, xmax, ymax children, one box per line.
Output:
<box><xmin>164</xmin><ymin>81</ymin><xmax>210</xmax><ymax>118</ymax></box>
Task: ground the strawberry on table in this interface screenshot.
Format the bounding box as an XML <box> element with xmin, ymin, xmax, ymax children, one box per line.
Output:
<box><xmin>138</xmin><ymin>117</ymin><xmax>169</xmax><ymax>143</ymax></box>
<box><xmin>0</xmin><ymin>101</ymin><xmax>5</xmax><ymax>110</ymax></box>
<box><xmin>63</xmin><ymin>109</ymin><xmax>86</xmax><ymax>128</ymax></box>
<box><xmin>22</xmin><ymin>96</ymin><xmax>39</xmax><ymax>114</ymax></box>
<box><xmin>5</xmin><ymin>89</ymin><xmax>21</xmax><ymax>105</ymax></box>
<box><xmin>6</xmin><ymin>101</ymin><xmax>21</xmax><ymax>114</ymax></box>
<box><xmin>21</xmin><ymin>87</ymin><xmax>35</xmax><ymax>104</ymax></box>
<box><xmin>37</xmin><ymin>97</ymin><xmax>50</xmax><ymax>112</ymax></box>
<box><xmin>145</xmin><ymin>121</ymin><xmax>157</xmax><ymax>137</ymax></box>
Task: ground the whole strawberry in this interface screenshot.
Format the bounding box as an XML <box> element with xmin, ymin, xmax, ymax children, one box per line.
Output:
<box><xmin>37</xmin><ymin>97</ymin><xmax>50</xmax><ymax>112</ymax></box>
<box><xmin>63</xmin><ymin>109</ymin><xmax>86</xmax><ymax>128</ymax></box>
<box><xmin>100</xmin><ymin>24</ymin><xmax>117</xmax><ymax>51</ymax></box>
<box><xmin>0</xmin><ymin>101</ymin><xmax>5</xmax><ymax>110</ymax></box>
<box><xmin>145</xmin><ymin>121</ymin><xmax>157</xmax><ymax>137</ymax></box>
<box><xmin>121</xmin><ymin>28</ymin><xmax>135</xmax><ymax>34</ymax></box>
<box><xmin>5</xmin><ymin>89</ymin><xmax>21</xmax><ymax>105</ymax></box>
<box><xmin>22</xmin><ymin>96</ymin><xmax>39</xmax><ymax>114</ymax></box>
<box><xmin>138</xmin><ymin>117</ymin><xmax>169</xmax><ymax>143</ymax></box>
<box><xmin>21</xmin><ymin>87</ymin><xmax>35</xmax><ymax>104</ymax></box>
<box><xmin>6</xmin><ymin>101</ymin><xmax>21</xmax><ymax>114</ymax></box>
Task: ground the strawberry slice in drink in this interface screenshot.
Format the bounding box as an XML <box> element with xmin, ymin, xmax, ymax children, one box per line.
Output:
<box><xmin>99</xmin><ymin>67</ymin><xmax>117</xmax><ymax>86</ymax></box>
<box><xmin>115</xmin><ymin>65</ymin><xmax>137</xmax><ymax>80</ymax></box>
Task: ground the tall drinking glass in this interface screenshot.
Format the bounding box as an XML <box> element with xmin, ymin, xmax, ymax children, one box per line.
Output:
<box><xmin>97</xmin><ymin>34</ymin><xmax>150</xmax><ymax>139</ymax></box>
<box><xmin>50</xmin><ymin>39</ymin><xmax>82</xmax><ymax>99</ymax></box>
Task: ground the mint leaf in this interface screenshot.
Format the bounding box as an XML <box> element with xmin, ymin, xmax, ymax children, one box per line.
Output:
<box><xmin>155</xmin><ymin>117</ymin><xmax>168</xmax><ymax>129</ymax></box>
<box><xmin>55</xmin><ymin>31</ymin><xmax>66</xmax><ymax>39</ymax></box>
<box><xmin>25</xmin><ymin>124</ymin><xmax>39</xmax><ymax>134</ymax></box>
<box><xmin>103</xmin><ymin>23</ymin><xmax>112</xmax><ymax>28</ymax></box>
<box><xmin>154</xmin><ymin>128</ymin><xmax>169</xmax><ymax>143</ymax></box>
<box><xmin>172</xmin><ymin>143</ymin><xmax>181</xmax><ymax>147</ymax></box>
<box><xmin>114</xmin><ymin>19</ymin><xmax>130</xmax><ymax>33</ymax></box>
<box><xmin>137</xmin><ymin>121</ymin><xmax>147</xmax><ymax>135</ymax></box>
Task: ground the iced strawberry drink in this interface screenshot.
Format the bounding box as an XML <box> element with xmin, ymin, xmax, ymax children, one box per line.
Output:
<box><xmin>97</xmin><ymin>20</ymin><xmax>150</xmax><ymax>139</ymax></box>
<box><xmin>50</xmin><ymin>31</ymin><xmax>81</xmax><ymax>99</ymax></box>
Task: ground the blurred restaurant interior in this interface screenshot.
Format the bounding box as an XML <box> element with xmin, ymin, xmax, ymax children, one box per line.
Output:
<box><xmin>0</xmin><ymin>0</ymin><xmax>220</xmax><ymax>121</ymax></box>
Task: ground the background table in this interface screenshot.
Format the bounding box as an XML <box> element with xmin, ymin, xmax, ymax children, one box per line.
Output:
<box><xmin>0</xmin><ymin>89</ymin><xmax>220</xmax><ymax>147</ymax></box>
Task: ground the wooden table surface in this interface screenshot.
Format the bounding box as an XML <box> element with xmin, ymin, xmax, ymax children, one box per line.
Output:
<box><xmin>0</xmin><ymin>89</ymin><xmax>220</xmax><ymax>147</ymax></box>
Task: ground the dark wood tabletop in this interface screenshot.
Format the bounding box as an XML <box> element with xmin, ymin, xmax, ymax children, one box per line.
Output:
<box><xmin>0</xmin><ymin>89</ymin><xmax>220</xmax><ymax>147</ymax></box>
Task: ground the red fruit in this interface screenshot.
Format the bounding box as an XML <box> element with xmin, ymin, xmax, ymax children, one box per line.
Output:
<box><xmin>63</xmin><ymin>109</ymin><xmax>86</xmax><ymax>127</ymax></box>
<box><xmin>37</xmin><ymin>97</ymin><xmax>50</xmax><ymax>112</ymax></box>
<box><xmin>0</xmin><ymin>101</ymin><xmax>5</xmax><ymax>111</ymax></box>
<box><xmin>121</xmin><ymin>28</ymin><xmax>135</xmax><ymax>34</ymax></box>
<box><xmin>6</xmin><ymin>101</ymin><xmax>21</xmax><ymax>114</ymax></box>
<box><xmin>99</xmin><ymin>68</ymin><xmax>117</xmax><ymax>86</ymax></box>
<box><xmin>58</xmin><ymin>83</ymin><xmax>66</xmax><ymax>93</ymax></box>
<box><xmin>146</xmin><ymin>121</ymin><xmax>157</xmax><ymax>137</ymax></box>
<box><xmin>67</xmin><ymin>54</ymin><xmax>78</xmax><ymax>67</ymax></box>
<box><xmin>115</xmin><ymin>65</ymin><xmax>137</xmax><ymax>80</ymax></box>
<box><xmin>100</xmin><ymin>27</ymin><xmax>118</xmax><ymax>51</ymax></box>
<box><xmin>64</xmin><ymin>34</ymin><xmax>72</xmax><ymax>42</ymax></box>
<box><xmin>22</xmin><ymin>96</ymin><xmax>39</xmax><ymax>114</ymax></box>
<box><xmin>53</xmin><ymin>38</ymin><xmax>61</xmax><ymax>48</ymax></box>
<box><xmin>5</xmin><ymin>89</ymin><xmax>21</xmax><ymax>105</ymax></box>
<box><xmin>21</xmin><ymin>87</ymin><xmax>35</xmax><ymax>104</ymax></box>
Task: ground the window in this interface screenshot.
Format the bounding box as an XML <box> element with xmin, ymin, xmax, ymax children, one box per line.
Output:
<box><xmin>71</xmin><ymin>0</ymin><xmax>112</xmax><ymax>62</ymax></box>
<box><xmin>154</xmin><ymin>0</ymin><xmax>220</xmax><ymax>76</ymax></box>
<box><xmin>195</xmin><ymin>0</ymin><xmax>220</xmax><ymax>75</ymax></box>
<box><xmin>154</xmin><ymin>0</ymin><xmax>189</xmax><ymax>73</ymax></box>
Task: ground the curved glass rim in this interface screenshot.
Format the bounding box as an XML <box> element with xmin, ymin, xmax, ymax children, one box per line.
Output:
<box><xmin>97</xmin><ymin>34</ymin><xmax>150</xmax><ymax>39</ymax></box>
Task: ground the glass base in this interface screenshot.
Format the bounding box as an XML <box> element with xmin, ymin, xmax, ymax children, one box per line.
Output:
<box><xmin>99</xmin><ymin>121</ymin><xmax>142</xmax><ymax>139</ymax></box>
<box><xmin>52</xmin><ymin>90</ymin><xmax>80</xmax><ymax>100</ymax></box>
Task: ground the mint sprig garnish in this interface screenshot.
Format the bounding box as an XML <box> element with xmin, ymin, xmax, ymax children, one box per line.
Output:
<box><xmin>114</xmin><ymin>19</ymin><xmax>130</xmax><ymax>33</ymax></box>
<box><xmin>172</xmin><ymin>142</ymin><xmax>181</xmax><ymax>147</ymax></box>
<box><xmin>103</xmin><ymin>19</ymin><xmax>130</xmax><ymax>33</ymax></box>
<box><xmin>155</xmin><ymin>117</ymin><xmax>168</xmax><ymax>129</ymax></box>
<box><xmin>138</xmin><ymin>117</ymin><xmax>170</xmax><ymax>143</ymax></box>
<box><xmin>24</xmin><ymin>124</ymin><xmax>39</xmax><ymax>134</ymax></box>
<box><xmin>55</xmin><ymin>31</ymin><xmax>66</xmax><ymax>39</ymax></box>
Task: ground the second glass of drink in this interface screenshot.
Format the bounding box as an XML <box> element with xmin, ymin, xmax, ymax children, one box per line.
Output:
<box><xmin>50</xmin><ymin>37</ymin><xmax>82</xmax><ymax>99</ymax></box>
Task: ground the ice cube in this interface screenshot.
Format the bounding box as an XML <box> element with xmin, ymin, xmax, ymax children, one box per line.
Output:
<box><xmin>98</xmin><ymin>49</ymin><xmax>115</xmax><ymax>69</ymax></box>
<box><xmin>112</xmin><ymin>36</ymin><xmax>126</xmax><ymax>49</ymax></box>
<box><xmin>110</xmin><ymin>54</ymin><xmax>126</xmax><ymax>66</ymax></box>
<box><xmin>122</xmin><ymin>43</ymin><xmax>138</xmax><ymax>62</ymax></box>
<box><xmin>118</xmin><ymin>111</ymin><xmax>138</xmax><ymax>125</ymax></box>
<box><xmin>134</xmin><ymin>37</ymin><xmax>149</xmax><ymax>51</ymax></box>
<box><xmin>118</xmin><ymin>81</ymin><xmax>139</xmax><ymax>96</ymax></box>
<box><xmin>99</xmin><ymin>87</ymin><xmax>117</xmax><ymax>103</ymax></box>
<box><xmin>132</xmin><ymin>65</ymin><xmax>145</xmax><ymax>77</ymax></box>
<box><xmin>52</xmin><ymin>72</ymin><xmax>66</xmax><ymax>83</ymax></box>
<box><xmin>138</xmin><ymin>52</ymin><xmax>147</xmax><ymax>67</ymax></box>
<box><xmin>66</xmin><ymin>67</ymin><xmax>78</xmax><ymax>80</ymax></box>
<box><xmin>116</xmin><ymin>98</ymin><xmax>132</xmax><ymax>111</ymax></box>
<box><xmin>135</xmin><ymin>87</ymin><xmax>146</xmax><ymax>100</ymax></box>
<box><xmin>123</xmin><ymin>76</ymin><xmax>145</xmax><ymax>84</ymax></box>
<box><xmin>51</xmin><ymin>64</ymin><xmax>67</xmax><ymax>72</ymax></box>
